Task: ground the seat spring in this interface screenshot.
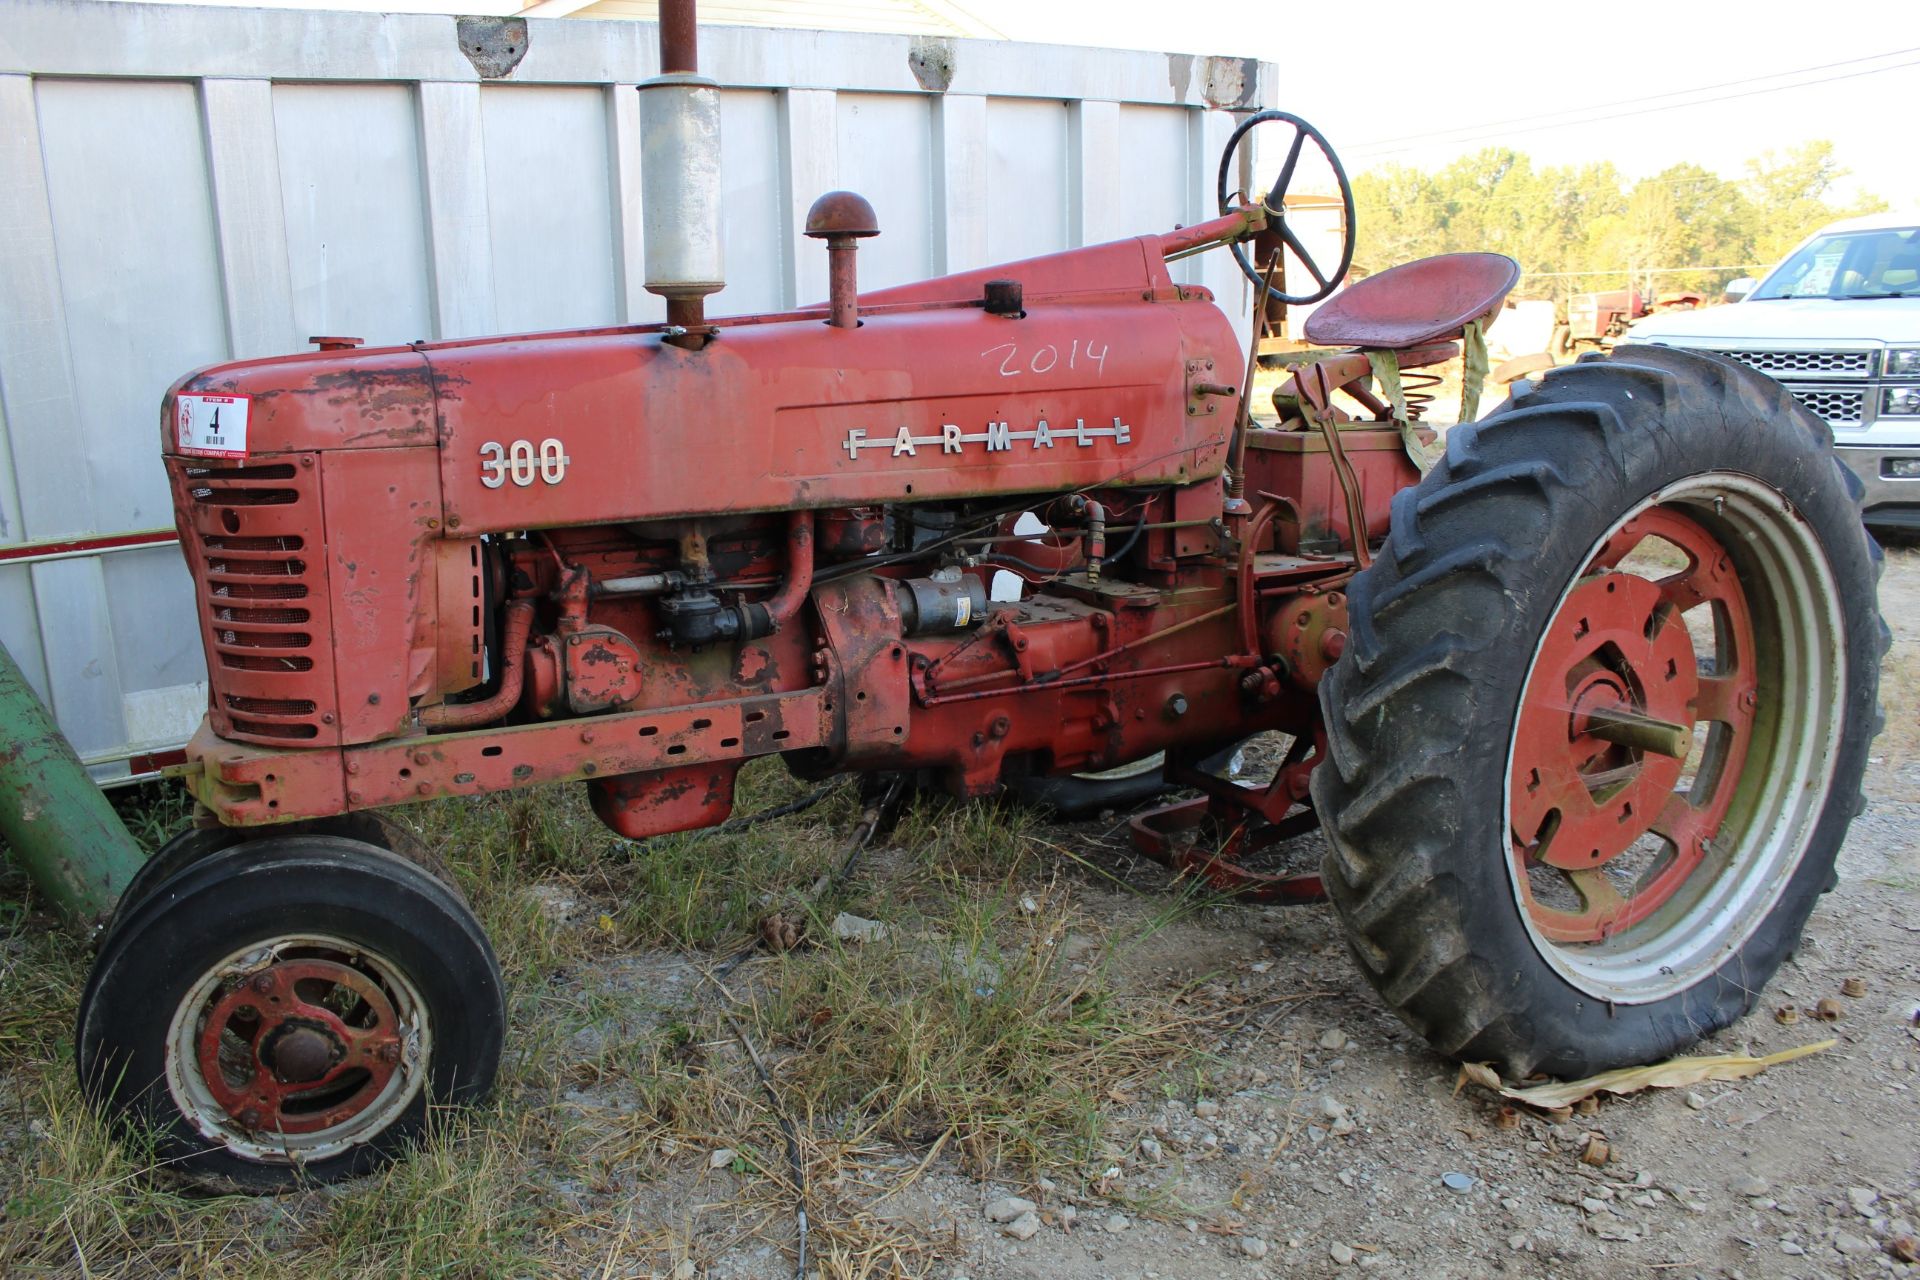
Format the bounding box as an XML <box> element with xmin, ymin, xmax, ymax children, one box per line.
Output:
<box><xmin>1402</xmin><ymin>368</ymin><xmax>1442</xmax><ymax>421</ymax></box>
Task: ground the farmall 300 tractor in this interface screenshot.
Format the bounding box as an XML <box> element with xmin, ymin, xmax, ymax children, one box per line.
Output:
<box><xmin>77</xmin><ymin>2</ymin><xmax>1885</xmax><ymax>1189</ymax></box>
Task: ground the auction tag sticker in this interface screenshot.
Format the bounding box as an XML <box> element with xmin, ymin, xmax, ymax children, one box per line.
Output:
<box><xmin>175</xmin><ymin>394</ymin><xmax>250</xmax><ymax>459</ymax></box>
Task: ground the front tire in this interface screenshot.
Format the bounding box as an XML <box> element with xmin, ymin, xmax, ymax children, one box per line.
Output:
<box><xmin>100</xmin><ymin>812</ymin><xmax>455</xmax><ymax>943</ymax></box>
<box><xmin>76</xmin><ymin>836</ymin><xmax>504</xmax><ymax>1190</ymax></box>
<box><xmin>1312</xmin><ymin>346</ymin><xmax>1884</xmax><ymax>1078</ymax></box>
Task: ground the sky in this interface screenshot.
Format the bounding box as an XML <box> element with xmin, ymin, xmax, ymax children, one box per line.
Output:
<box><xmin>955</xmin><ymin>0</ymin><xmax>1919</xmax><ymax>210</ymax></box>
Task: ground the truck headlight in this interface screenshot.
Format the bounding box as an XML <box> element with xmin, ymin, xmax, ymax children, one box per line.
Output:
<box><xmin>1884</xmin><ymin>386</ymin><xmax>1920</xmax><ymax>416</ymax></box>
<box><xmin>1885</xmin><ymin>348</ymin><xmax>1920</xmax><ymax>377</ymax></box>
<box><xmin>1887</xmin><ymin>458</ymin><xmax>1920</xmax><ymax>479</ymax></box>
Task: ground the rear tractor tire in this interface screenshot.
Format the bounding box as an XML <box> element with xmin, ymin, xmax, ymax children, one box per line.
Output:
<box><xmin>1313</xmin><ymin>345</ymin><xmax>1885</xmax><ymax>1078</ymax></box>
<box><xmin>76</xmin><ymin>835</ymin><xmax>504</xmax><ymax>1190</ymax></box>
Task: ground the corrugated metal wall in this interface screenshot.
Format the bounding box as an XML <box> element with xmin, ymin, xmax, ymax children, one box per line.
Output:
<box><xmin>0</xmin><ymin>0</ymin><xmax>1275</xmax><ymax>780</ymax></box>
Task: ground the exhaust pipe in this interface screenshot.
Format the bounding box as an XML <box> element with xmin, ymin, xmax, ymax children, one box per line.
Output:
<box><xmin>638</xmin><ymin>0</ymin><xmax>723</xmax><ymax>348</ymax></box>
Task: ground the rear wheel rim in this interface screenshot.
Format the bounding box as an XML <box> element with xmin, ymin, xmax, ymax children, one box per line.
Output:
<box><xmin>165</xmin><ymin>933</ymin><xmax>429</xmax><ymax>1163</ymax></box>
<box><xmin>1503</xmin><ymin>474</ymin><xmax>1844</xmax><ymax>1003</ymax></box>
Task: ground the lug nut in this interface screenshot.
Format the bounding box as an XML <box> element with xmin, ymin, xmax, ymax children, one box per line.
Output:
<box><xmin>251</xmin><ymin>973</ymin><xmax>274</xmax><ymax>994</ymax></box>
<box><xmin>237</xmin><ymin>1108</ymin><xmax>263</xmax><ymax>1129</ymax></box>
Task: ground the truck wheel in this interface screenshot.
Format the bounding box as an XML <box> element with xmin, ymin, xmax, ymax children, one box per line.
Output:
<box><xmin>1313</xmin><ymin>345</ymin><xmax>1885</xmax><ymax>1078</ymax></box>
<box><xmin>75</xmin><ymin>835</ymin><xmax>504</xmax><ymax>1190</ymax></box>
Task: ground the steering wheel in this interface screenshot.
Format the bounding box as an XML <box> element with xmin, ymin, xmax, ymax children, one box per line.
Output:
<box><xmin>1216</xmin><ymin>110</ymin><xmax>1356</xmax><ymax>306</ymax></box>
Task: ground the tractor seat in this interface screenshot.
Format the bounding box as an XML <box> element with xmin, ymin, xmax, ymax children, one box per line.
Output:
<box><xmin>1304</xmin><ymin>252</ymin><xmax>1522</xmax><ymax>351</ymax></box>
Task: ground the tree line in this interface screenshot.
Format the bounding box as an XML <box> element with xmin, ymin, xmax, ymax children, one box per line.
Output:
<box><xmin>1349</xmin><ymin>141</ymin><xmax>1887</xmax><ymax>302</ymax></box>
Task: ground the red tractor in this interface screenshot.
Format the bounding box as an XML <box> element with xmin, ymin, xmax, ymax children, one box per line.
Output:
<box><xmin>1556</xmin><ymin>286</ymin><xmax>1705</xmax><ymax>355</ymax></box>
<box><xmin>77</xmin><ymin>3</ymin><xmax>1883</xmax><ymax>1189</ymax></box>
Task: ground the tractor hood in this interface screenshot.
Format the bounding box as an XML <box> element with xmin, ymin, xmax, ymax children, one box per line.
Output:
<box><xmin>161</xmin><ymin>230</ymin><xmax>1245</xmax><ymax>528</ymax></box>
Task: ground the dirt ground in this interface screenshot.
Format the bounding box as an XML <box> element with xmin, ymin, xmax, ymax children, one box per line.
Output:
<box><xmin>1</xmin><ymin>549</ymin><xmax>1914</xmax><ymax>1280</ymax></box>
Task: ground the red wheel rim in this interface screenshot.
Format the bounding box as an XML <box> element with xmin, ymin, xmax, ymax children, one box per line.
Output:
<box><xmin>1508</xmin><ymin>506</ymin><xmax>1759</xmax><ymax>944</ymax></box>
<box><xmin>193</xmin><ymin>954</ymin><xmax>406</xmax><ymax>1136</ymax></box>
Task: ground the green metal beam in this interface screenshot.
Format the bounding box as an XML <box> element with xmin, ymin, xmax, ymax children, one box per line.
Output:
<box><xmin>0</xmin><ymin>640</ymin><xmax>146</xmax><ymax>921</ymax></box>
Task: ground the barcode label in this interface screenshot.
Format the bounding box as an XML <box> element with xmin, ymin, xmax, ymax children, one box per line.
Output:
<box><xmin>176</xmin><ymin>394</ymin><xmax>250</xmax><ymax>459</ymax></box>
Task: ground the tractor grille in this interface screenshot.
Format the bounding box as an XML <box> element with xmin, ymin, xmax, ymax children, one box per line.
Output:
<box><xmin>170</xmin><ymin>455</ymin><xmax>336</xmax><ymax>745</ymax></box>
<box><xmin>1715</xmin><ymin>348</ymin><xmax>1873</xmax><ymax>378</ymax></box>
<box><xmin>1787</xmin><ymin>386</ymin><xmax>1868</xmax><ymax>424</ymax></box>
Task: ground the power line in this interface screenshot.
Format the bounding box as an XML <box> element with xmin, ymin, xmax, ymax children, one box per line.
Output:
<box><xmin>1350</xmin><ymin>46</ymin><xmax>1920</xmax><ymax>151</ymax></box>
<box><xmin>1349</xmin><ymin>57</ymin><xmax>1920</xmax><ymax>160</ymax></box>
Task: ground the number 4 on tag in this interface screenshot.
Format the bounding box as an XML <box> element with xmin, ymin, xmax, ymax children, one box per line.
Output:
<box><xmin>176</xmin><ymin>394</ymin><xmax>250</xmax><ymax>459</ymax></box>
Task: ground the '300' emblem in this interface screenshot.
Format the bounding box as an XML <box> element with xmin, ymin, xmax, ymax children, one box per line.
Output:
<box><xmin>479</xmin><ymin>439</ymin><xmax>570</xmax><ymax>488</ymax></box>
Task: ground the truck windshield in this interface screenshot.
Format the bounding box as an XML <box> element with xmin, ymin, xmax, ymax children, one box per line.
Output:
<box><xmin>1751</xmin><ymin>227</ymin><xmax>1920</xmax><ymax>300</ymax></box>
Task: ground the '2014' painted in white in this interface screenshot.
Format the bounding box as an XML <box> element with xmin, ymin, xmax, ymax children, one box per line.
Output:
<box><xmin>981</xmin><ymin>338</ymin><xmax>1110</xmax><ymax>378</ymax></box>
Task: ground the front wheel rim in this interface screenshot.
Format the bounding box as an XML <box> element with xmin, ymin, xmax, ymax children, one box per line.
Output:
<box><xmin>1503</xmin><ymin>474</ymin><xmax>1845</xmax><ymax>1004</ymax></box>
<box><xmin>164</xmin><ymin>933</ymin><xmax>430</xmax><ymax>1163</ymax></box>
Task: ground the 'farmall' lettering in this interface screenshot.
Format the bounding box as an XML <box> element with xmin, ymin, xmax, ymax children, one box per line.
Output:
<box><xmin>844</xmin><ymin>417</ymin><xmax>1132</xmax><ymax>461</ymax></box>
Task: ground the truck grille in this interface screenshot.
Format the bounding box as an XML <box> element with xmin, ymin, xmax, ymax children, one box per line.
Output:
<box><xmin>1787</xmin><ymin>387</ymin><xmax>1867</xmax><ymax>423</ymax></box>
<box><xmin>170</xmin><ymin>455</ymin><xmax>337</xmax><ymax>744</ymax></box>
<box><xmin>1716</xmin><ymin>349</ymin><xmax>1872</xmax><ymax>378</ymax></box>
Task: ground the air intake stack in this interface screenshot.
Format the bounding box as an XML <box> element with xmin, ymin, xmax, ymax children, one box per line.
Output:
<box><xmin>638</xmin><ymin>0</ymin><xmax>723</xmax><ymax>348</ymax></box>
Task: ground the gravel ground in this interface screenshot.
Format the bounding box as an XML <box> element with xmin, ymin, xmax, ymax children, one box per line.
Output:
<box><xmin>897</xmin><ymin>819</ymin><xmax>1919</xmax><ymax>1280</ymax></box>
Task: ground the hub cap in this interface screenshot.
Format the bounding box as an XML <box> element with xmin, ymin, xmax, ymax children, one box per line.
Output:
<box><xmin>166</xmin><ymin>936</ymin><xmax>428</xmax><ymax>1162</ymax></box>
<box><xmin>1504</xmin><ymin>476</ymin><xmax>1844</xmax><ymax>1002</ymax></box>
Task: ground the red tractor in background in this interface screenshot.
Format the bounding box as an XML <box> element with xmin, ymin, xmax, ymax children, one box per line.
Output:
<box><xmin>1555</xmin><ymin>285</ymin><xmax>1705</xmax><ymax>356</ymax></box>
<box><xmin>77</xmin><ymin>1</ymin><xmax>1884</xmax><ymax>1189</ymax></box>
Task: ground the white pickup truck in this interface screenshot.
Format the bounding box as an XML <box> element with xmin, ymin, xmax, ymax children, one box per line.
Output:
<box><xmin>1624</xmin><ymin>211</ymin><xmax>1920</xmax><ymax>533</ymax></box>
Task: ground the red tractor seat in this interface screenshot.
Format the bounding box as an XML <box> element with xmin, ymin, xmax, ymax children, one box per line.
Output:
<box><xmin>1303</xmin><ymin>252</ymin><xmax>1521</xmax><ymax>351</ymax></box>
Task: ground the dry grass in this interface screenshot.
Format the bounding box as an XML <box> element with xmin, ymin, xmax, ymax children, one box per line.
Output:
<box><xmin>737</xmin><ymin>874</ymin><xmax>1193</xmax><ymax>1173</ymax></box>
<box><xmin>0</xmin><ymin>761</ymin><xmax>1200</xmax><ymax>1277</ymax></box>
